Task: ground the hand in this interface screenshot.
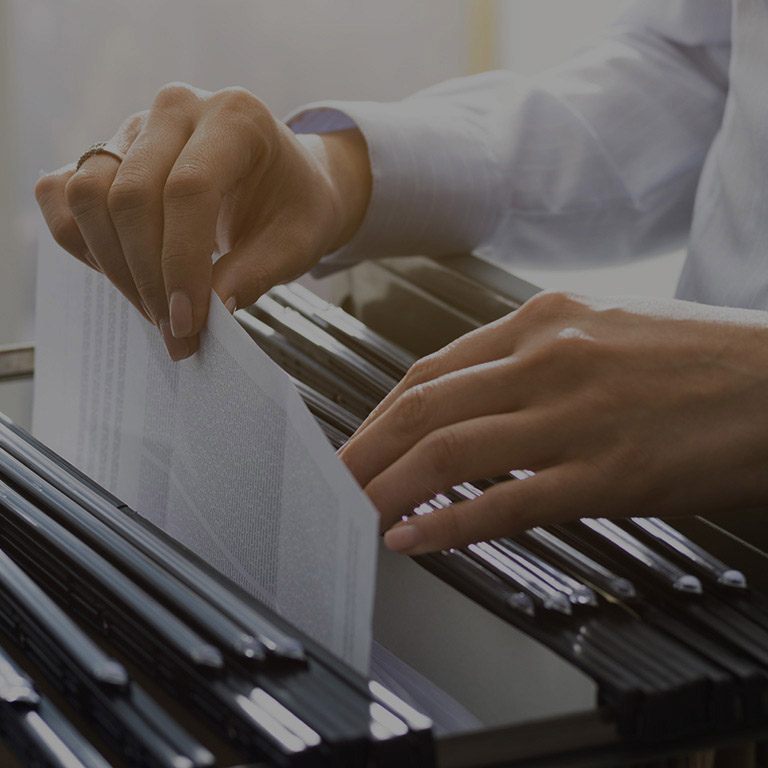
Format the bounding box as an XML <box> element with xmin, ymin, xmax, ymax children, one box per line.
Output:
<box><xmin>339</xmin><ymin>291</ymin><xmax>768</xmax><ymax>554</ymax></box>
<box><xmin>35</xmin><ymin>83</ymin><xmax>371</xmax><ymax>360</ymax></box>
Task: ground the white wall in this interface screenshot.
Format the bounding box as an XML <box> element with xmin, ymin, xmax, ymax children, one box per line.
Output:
<box><xmin>14</xmin><ymin>1</ymin><xmax>470</xmax><ymax>168</ymax></box>
<box><xmin>0</xmin><ymin>0</ymin><xmax>32</xmax><ymax>429</ymax></box>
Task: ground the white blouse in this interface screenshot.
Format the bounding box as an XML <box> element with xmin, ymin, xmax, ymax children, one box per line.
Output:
<box><xmin>287</xmin><ymin>1</ymin><xmax>768</xmax><ymax>312</ymax></box>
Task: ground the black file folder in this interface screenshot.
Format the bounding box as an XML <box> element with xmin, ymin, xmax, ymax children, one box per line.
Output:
<box><xmin>0</xmin><ymin>414</ymin><xmax>434</xmax><ymax>768</ymax></box>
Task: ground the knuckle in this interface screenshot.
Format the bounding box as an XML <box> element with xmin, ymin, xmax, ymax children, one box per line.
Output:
<box><xmin>153</xmin><ymin>82</ymin><xmax>197</xmax><ymax>110</ymax></box>
<box><xmin>215</xmin><ymin>87</ymin><xmax>269</xmax><ymax>122</ymax></box>
<box><xmin>48</xmin><ymin>213</ymin><xmax>80</xmax><ymax>250</ymax></box>
<box><xmin>392</xmin><ymin>384</ymin><xmax>432</xmax><ymax>436</ymax></box>
<box><xmin>517</xmin><ymin>342</ymin><xmax>552</xmax><ymax>373</ymax></box>
<box><xmin>65</xmin><ymin>169</ymin><xmax>106</xmax><ymax>216</ymax></box>
<box><xmin>403</xmin><ymin>353</ymin><xmax>440</xmax><ymax>388</ymax></box>
<box><xmin>537</xmin><ymin>288</ymin><xmax>582</xmax><ymax>308</ymax></box>
<box><xmin>423</xmin><ymin>426</ymin><xmax>462</xmax><ymax>476</ymax></box>
<box><xmin>107</xmin><ymin>174</ymin><xmax>152</xmax><ymax>217</ymax></box>
<box><xmin>239</xmin><ymin>260</ymin><xmax>273</xmax><ymax>301</ymax></box>
<box><xmin>164</xmin><ymin>165</ymin><xmax>211</xmax><ymax>203</ymax></box>
<box><xmin>114</xmin><ymin>110</ymin><xmax>149</xmax><ymax>145</ymax></box>
<box><xmin>35</xmin><ymin>173</ymin><xmax>60</xmax><ymax>205</ymax></box>
<box><xmin>121</xmin><ymin>110</ymin><xmax>149</xmax><ymax>135</ymax></box>
<box><xmin>132</xmin><ymin>278</ymin><xmax>166</xmax><ymax>318</ymax></box>
<box><xmin>525</xmin><ymin>330</ymin><xmax>594</xmax><ymax>371</ymax></box>
<box><xmin>519</xmin><ymin>289</ymin><xmax>582</xmax><ymax>320</ymax></box>
<box><xmin>214</xmin><ymin>89</ymin><xmax>275</xmax><ymax>156</ymax></box>
<box><xmin>161</xmin><ymin>241</ymin><xmax>194</xmax><ymax>268</ymax></box>
<box><xmin>160</xmin><ymin>251</ymin><xmax>186</xmax><ymax>275</ymax></box>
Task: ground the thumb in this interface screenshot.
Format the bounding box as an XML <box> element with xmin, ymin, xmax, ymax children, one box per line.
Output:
<box><xmin>211</xmin><ymin>232</ymin><xmax>313</xmax><ymax>313</ymax></box>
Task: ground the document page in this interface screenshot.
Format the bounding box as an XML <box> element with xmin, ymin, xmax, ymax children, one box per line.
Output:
<box><xmin>33</xmin><ymin>237</ymin><xmax>378</xmax><ymax>673</ymax></box>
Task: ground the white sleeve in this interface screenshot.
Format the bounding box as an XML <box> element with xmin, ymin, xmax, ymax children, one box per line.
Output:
<box><xmin>286</xmin><ymin>0</ymin><xmax>732</xmax><ymax>276</ymax></box>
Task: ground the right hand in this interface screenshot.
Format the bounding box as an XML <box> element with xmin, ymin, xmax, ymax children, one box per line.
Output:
<box><xmin>35</xmin><ymin>82</ymin><xmax>371</xmax><ymax>360</ymax></box>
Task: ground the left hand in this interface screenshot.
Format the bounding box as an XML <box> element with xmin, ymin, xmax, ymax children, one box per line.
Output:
<box><xmin>338</xmin><ymin>290</ymin><xmax>768</xmax><ymax>554</ymax></box>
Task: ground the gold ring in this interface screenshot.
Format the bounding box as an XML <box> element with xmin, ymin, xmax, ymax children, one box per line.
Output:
<box><xmin>76</xmin><ymin>142</ymin><xmax>126</xmax><ymax>171</ymax></box>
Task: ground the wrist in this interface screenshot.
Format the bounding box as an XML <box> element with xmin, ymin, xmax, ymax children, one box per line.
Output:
<box><xmin>310</xmin><ymin>129</ymin><xmax>372</xmax><ymax>253</ymax></box>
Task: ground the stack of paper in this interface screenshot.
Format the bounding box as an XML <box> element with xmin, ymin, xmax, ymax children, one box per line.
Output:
<box><xmin>33</xmin><ymin>238</ymin><xmax>378</xmax><ymax>674</ymax></box>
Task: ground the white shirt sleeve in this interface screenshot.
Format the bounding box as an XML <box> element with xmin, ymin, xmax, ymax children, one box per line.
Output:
<box><xmin>286</xmin><ymin>0</ymin><xmax>732</xmax><ymax>276</ymax></box>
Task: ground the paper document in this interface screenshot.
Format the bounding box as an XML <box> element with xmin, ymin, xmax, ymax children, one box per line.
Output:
<box><xmin>33</xmin><ymin>237</ymin><xmax>378</xmax><ymax>673</ymax></box>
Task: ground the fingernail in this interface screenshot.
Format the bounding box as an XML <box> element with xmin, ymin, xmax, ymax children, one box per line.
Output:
<box><xmin>384</xmin><ymin>524</ymin><xmax>422</xmax><ymax>553</ymax></box>
<box><xmin>224</xmin><ymin>296</ymin><xmax>237</xmax><ymax>315</ymax></box>
<box><xmin>169</xmin><ymin>290</ymin><xmax>193</xmax><ymax>338</ymax></box>
<box><xmin>159</xmin><ymin>319</ymin><xmax>192</xmax><ymax>362</ymax></box>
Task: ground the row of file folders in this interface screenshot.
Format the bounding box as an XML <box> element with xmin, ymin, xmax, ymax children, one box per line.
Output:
<box><xmin>0</xmin><ymin>405</ymin><xmax>433</xmax><ymax>767</ymax></box>
<box><xmin>1</xmin><ymin>281</ymin><xmax>768</xmax><ymax>767</ymax></box>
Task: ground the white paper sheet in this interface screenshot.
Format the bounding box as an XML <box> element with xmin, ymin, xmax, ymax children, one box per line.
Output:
<box><xmin>33</xmin><ymin>236</ymin><xmax>378</xmax><ymax>673</ymax></box>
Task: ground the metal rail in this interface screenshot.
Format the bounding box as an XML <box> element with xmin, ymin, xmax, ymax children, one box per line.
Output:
<box><xmin>0</xmin><ymin>344</ymin><xmax>34</xmax><ymax>382</ymax></box>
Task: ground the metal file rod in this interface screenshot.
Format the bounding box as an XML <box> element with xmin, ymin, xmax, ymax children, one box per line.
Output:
<box><xmin>0</xmin><ymin>344</ymin><xmax>34</xmax><ymax>382</ymax></box>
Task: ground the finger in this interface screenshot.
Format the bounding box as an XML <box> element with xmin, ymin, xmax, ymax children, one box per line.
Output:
<box><xmin>63</xmin><ymin>112</ymin><xmax>150</xmax><ymax>311</ymax></box>
<box><xmin>383</xmin><ymin>466</ymin><xmax>582</xmax><ymax>554</ymax></box>
<box><xmin>353</xmin><ymin>311</ymin><xmax>523</xmax><ymax>435</ymax></box>
<box><xmin>211</xmin><ymin>220</ymin><xmax>316</xmax><ymax>313</ymax></box>
<box><xmin>161</xmin><ymin>90</ymin><xmax>272</xmax><ymax>339</ymax></box>
<box><xmin>108</xmin><ymin>110</ymin><xmax>195</xmax><ymax>331</ymax></box>
<box><xmin>340</xmin><ymin>356</ymin><xmax>525</xmax><ymax>487</ymax></box>
<box><xmin>364</xmin><ymin>410</ymin><xmax>561</xmax><ymax>530</ymax></box>
<box><xmin>35</xmin><ymin>164</ymin><xmax>96</xmax><ymax>268</ymax></box>
<box><xmin>65</xmin><ymin>153</ymin><xmax>149</xmax><ymax>319</ymax></box>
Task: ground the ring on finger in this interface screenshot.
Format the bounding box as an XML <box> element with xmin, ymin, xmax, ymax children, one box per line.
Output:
<box><xmin>76</xmin><ymin>141</ymin><xmax>126</xmax><ymax>171</ymax></box>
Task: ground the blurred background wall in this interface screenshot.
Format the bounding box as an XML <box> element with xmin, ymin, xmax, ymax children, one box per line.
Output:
<box><xmin>0</xmin><ymin>0</ymin><xmax>684</xmax><ymax>431</ymax></box>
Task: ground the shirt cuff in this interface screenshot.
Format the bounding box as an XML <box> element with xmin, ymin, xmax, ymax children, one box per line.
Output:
<box><xmin>285</xmin><ymin>91</ymin><xmax>503</xmax><ymax>277</ymax></box>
